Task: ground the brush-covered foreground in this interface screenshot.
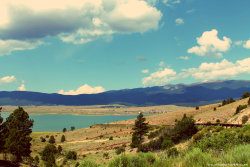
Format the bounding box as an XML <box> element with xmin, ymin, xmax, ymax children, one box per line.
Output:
<box><xmin>26</xmin><ymin>125</ymin><xmax>250</xmax><ymax>167</ymax></box>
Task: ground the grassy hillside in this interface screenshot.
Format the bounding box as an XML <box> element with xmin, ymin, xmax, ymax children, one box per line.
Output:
<box><xmin>111</xmin><ymin>98</ymin><xmax>250</xmax><ymax>125</ymax></box>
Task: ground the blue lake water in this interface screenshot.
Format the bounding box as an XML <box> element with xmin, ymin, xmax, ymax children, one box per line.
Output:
<box><xmin>1</xmin><ymin>113</ymin><xmax>138</xmax><ymax>132</ymax></box>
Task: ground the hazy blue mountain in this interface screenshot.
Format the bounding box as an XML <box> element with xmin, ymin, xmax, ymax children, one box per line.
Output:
<box><xmin>0</xmin><ymin>80</ymin><xmax>250</xmax><ymax>107</ymax></box>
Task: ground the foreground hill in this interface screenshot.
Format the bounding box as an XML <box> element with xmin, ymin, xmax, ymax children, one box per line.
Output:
<box><xmin>0</xmin><ymin>80</ymin><xmax>250</xmax><ymax>106</ymax></box>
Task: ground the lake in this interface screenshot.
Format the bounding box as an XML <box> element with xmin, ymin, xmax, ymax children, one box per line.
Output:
<box><xmin>0</xmin><ymin>113</ymin><xmax>138</xmax><ymax>132</ymax></box>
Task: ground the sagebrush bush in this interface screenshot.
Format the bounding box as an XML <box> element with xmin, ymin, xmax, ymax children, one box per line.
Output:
<box><xmin>192</xmin><ymin>126</ymin><xmax>250</xmax><ymax>152</ymax></box>
<box><xmin>222</xmin><ymin>144</ymin><xmax>250</xmax><ymax>164</ymax></box>
<box><xmin>79</xmin><ymin>160</ymin><xmax>99</xmax><ymax>167</ymax></box>
<box><xmin>182</xmin><ymin>148</ymin><xmax>215</xmax><ymax>167</ymax></box>
<box><xmin>108</xmin><ymin>152</ymin><xmax>156</xmax><ymax>167</ymax></box>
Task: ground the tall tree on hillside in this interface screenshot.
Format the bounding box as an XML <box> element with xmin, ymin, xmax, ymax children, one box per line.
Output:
<box><xmin>0</xmin><ymin>107</ymin><xmax>5</xmax><ymax>153</ymax></box>
<box><xmin>4</xmin><ymin>106</ymin><xmax>33</xmax><ymax>163</ymax></box>
<box><xmin>242</xmin><ymin>92</ymin><xmax>250</xmax><ymax>99</ymax></box>
<box><xmin>130</xmin><ymin>112</ymin><xmax>149</xmax><ymax>148</ymax></box>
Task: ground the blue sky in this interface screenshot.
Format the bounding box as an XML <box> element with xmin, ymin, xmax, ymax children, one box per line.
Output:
<box><xmin>0</xmin><ymin>0</ymin><xmax>250</xmax><ymax>94</ymax></box>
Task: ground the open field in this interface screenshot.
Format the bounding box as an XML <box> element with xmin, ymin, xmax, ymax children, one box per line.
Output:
<box><xmin>1</xmin><ymin>104</ymin><xmax>190</xmax><ymax>115</ymax></box>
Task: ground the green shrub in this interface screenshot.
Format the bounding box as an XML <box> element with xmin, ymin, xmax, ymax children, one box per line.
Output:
<box><xmin>166</xmin><ymin>148</ymin><xmax>179</xmax><ymax>157</ymax></box>
<box><xmin>40</xmin><ymin>137</ymin><xmax>46</xmax><ymax>142</ymax></box>
<box><xmin>183</xmin><ymin>148</ymin><xmax>214</xmax><ymax>167</ymax></box>
<box><xmin>242</xmin><ymin>115</ymin><xmax>249</xmax><ymax>124</ymax></box>
<box><xmin>79</xmin><ymin>160</ymin><xmax>99</xmax><ymax>167</ymax></box>
<box><xmin>109</xmin><ymin>136</ymin><xmax>113</xmax><ymax>140</ymax></box>
<box><xmin>115</xmin><ymin>146</ymin><xmax>125</xmax><ymax>155</ymax></box>
<box><xmin>235</xmin><ymin>105</ymin><xmax>247</xmax><ymax>115</ymax></box>
<box><xmin>61</xmin><ymin>135</ymin><xmax>66</xmax><ymax>143</ymax></box>
<box><xmin>103</xmin><ymin>152</ymin><xmax>109</xmax><ymax>159</ymax></box>
<box><xmin>161</xmin><ymin>139</ymin><xmax>174</xmax><ymax>150</ymax></box>
<box><xmin>222</xmin><ymin>144</ymin><xmax>250</xmax><ymax>164</ymax></box>
<box><xmin>66</xmin><ymin>151</ymin><xmax>77</xmax><ymax>160</ymax></box>
<box><xmin>108</xmin><ymin>152</ymin><xmax>156</xmax><ymax>167</ymax></box>
<box><xmin>193</xmin><ymin>126</ymin><xmax>250</xmax><ymax>152</ymax></box>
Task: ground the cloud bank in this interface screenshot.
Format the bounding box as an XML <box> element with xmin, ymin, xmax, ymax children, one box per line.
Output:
<box><xmin>58</xmin><ymin>84</ymin><xmax>105</xmax><ymax>95</ymax></box>
<box><xmin>142</xmin><ymin>58</ymin><xmax>250</xmax><ymax>86</ymax></box>
<box><xmin>0</xmin><ymin>0</ymin><xmax>162</xmax><ymax>55</ymax></box>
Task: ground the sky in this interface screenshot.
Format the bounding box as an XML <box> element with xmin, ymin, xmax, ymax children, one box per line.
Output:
<box><xmin>0</xmin><ymin>0</ymin><xmax>250</xmax><ymax>94</ymax></box>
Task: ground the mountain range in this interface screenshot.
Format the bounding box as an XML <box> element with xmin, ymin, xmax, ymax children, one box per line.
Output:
<box><xmin>0</xmin><ymin>80</ymin><xmax>250</xmax><ymax>107</ymax></box>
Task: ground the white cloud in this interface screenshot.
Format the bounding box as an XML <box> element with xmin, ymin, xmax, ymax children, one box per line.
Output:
<box><xmin>58</xmin><ymin>84</ymin><xmax>105</xmax><ymax>95</ymax></box>
<box><xmin>142</xmin><ymin>57</ymin><xmax>250</xmax><ymax>86</ymax></box>
<box><xmin>243</xmin><ymin>40</ymin><xmax>250</xmax><ymax>49</ymax></box>
<box><xmin>179</xmin><ymin>56</ymin><xmax>189</xmax><ymax>60</ymax></box>
<box><xmin>141</xmin><ymin>69</ymin><xmax>149</xmax><ymax>74</ymax></box>
<box><xmin>162</xmin><ymin>0</ymin><xmax>181</xmax><ymax>6</ymax></box>
<box><xmin>17</xmin><ymin>84</ymin><xmax>26</xmax><ymax>91</ymax></box>
<box><xmin>159</xmin><ymin>61</ymin><xmax>165</xmax><ymax>67</ymax></box>
<box><xmin>0</xmin><ymin>75</ymin><xmax>16</xmax><ymax>83</ymax></box>
<box><xmin>234</xmin><ymin>41</ymin><xmax>243</xmax><ymax>46</ymax></box>
<box><xmin>0</xmin><ymin>0</ymin><xmax>162</xmax><ymax>53</ymax></box>
<box><xmin>175</xmin><ymin>18</ymin><xmax>184</xmax><ymax>25</ymax></box>
<box><xmin>182</xmin><ymin>58</ymin><xmax>250</xmax><ymax>80</ymax></box>
<box><xmin>186</xmin><ymin>9</ymin><xmax>195</xmax><ymax>14</ymax></box>
<box><xmin>187</xmin><ymin>29</ymin><xmax>231</xmax><ymax>58</ymax></box>
<box><xmin>142</xmin><ymin>68</ymin><xmax>176</xmax><ymax>86</ymax></box>
<box><xmin>0</xmin><ymin>39</ymin><xmax>42</xmax><ymax>56</ymax></box>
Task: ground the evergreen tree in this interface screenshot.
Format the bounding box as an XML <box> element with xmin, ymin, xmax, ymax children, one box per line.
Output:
<box><xmin>49</xmin><ymin>136</ymin><xmax>56</xmax><ymax>144</ymax></box>
<box><xmin>41</xmin><ymin>144</ymin><xmax>57</xmax><ymax>167</ymax></box>
<box><xmin>242</xmin><ymin>92</ymin><xmax>250</xmax><ymax>99</ymax></box>
<box><xmin>130</xmin><ymin>112</ymin><xmax>149</xmax><ymax>148</ymax></box>
<box><xmin>61</xmin><ymin>135</ymin><xmax>66</xmax><ymax>143</ymax></box>
<box><xmin>62</xmin><ymin>128</ymin><xmax>67</xmax><ymax>132</ymax></box>
<box><xmin>58</xmin><ymin>145</ymin><xmax>62</xmax><ymax>154</ymax></box>
<box><xmin>4</xmin><ymin>107</ymin><xmax>33</xmax><ymax>162</ymax></box>
<box><xmin>0</xmin><ymin>107</ymin><xmax>5</xmax><ymax>153</ymax></box>
<box><xmin>71</xmin><ymin>126</ymin><xmax>75</xmax><ymax>131</ymax></box>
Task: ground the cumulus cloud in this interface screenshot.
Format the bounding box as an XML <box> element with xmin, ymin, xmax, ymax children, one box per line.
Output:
<box><xmin>175</xmin><ymin>18</ymin><xmax>184</xmax><ymax>25</ymax></box>
<box><xmin>182</xmin><ymin>58</ymin><xmax>250</xmax><ymax>80</ymax></box>
<box><xmin>141</xmin><ymin>69</ymin><xmax>149</xmax><ymax>74</ymax></box>
<box><xmin>243</xmin><ymin>40</ymin><xmax>250</xmax><ymax>49</ymax></box>
<box><xmin>142</xmin><ymin>68</ymin><xmax>176</xmax><ymax>86</ymax></box>
<box><xmin>0</xmin><ymin>75</ymin><xmax>16</xmax><ymax>83</ymax></box>
<box><xmin>187</xmin><ymin>29</ymin><xmax>231</xmax><ymax>58</ymax></box>
<box><xmin>17</xmin><ymin>84</ymin><xmax>26</xmax><ymax>91</ymax></box>
<box><xmin>58</xmin><ymin>84</ymin><xmax>105</xmax><ymax>95</ymax></box>
<box><xmin>142</xmin><ymin>58</ymin><xmax>250</xmax><ymax>86</ymax></box>
<box><xmin>0</xmin><ymin>0</ymin><xmax>162</xmax><ymax>53</ymax></box>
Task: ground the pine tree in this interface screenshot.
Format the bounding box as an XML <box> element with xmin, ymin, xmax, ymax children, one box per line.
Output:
<box><xmin>41</xmin><ymin>144</ymin><xmax>57</xmax><ymax>167</ymax></box>
<box><xmin>0</xmin><ymin>107</ymin><xmax>5</xmax><ymax>153</ymax></box>
<box><xmin>61</xmin><ymin>135</ymin><xmax>66</xmax><ymax>143</ymax></box>
<box><xmin>130</xmin><ymin>112</ymin><xmax>149</xmax><ymax>148</ymax></box>
<box><xmin>49</xmin><ymin>136</ymin><xmax>55</xmax><ymax>144</ymax></box>
<box><xmin>4</xmin><ymin>106</ymin><xmax>33</xmax><ymax>162</ymax></box>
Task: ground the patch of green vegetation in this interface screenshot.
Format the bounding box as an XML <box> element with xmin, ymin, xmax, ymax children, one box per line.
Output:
<box><xmin>191</xmin><ymin>125</ymin><xmax>250</xmax><ymax>152</ymax></box>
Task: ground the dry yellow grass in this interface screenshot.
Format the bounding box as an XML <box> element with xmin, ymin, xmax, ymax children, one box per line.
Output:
<box><xmin>110</xmin><ymin>98</ymin><xmax>250</xmax><ymax>125</ymax></box>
